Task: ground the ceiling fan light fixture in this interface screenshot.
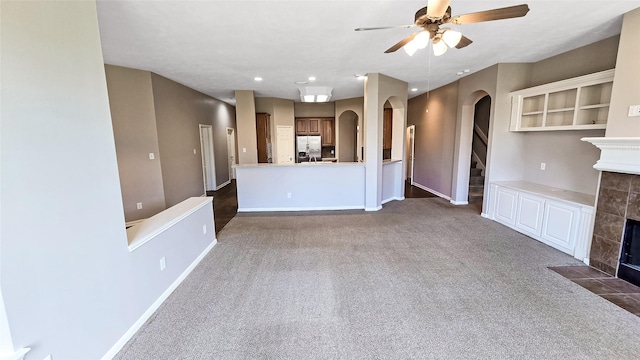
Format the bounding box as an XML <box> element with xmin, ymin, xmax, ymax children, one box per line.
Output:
<box><xmin>403</xmin><ymin>40</ymin><xmax>419</xmax><ymax>56</ymax></box>
<box><xmin>413</xmin><ymin>31</ymin><xmax>431</xmax><ymax>49</ymax></box>
<box><xmin>433</xmin><ymin>39</ymin><xmax>448</xmax><ymax>56</ymax></box>
<box><xmin>442</xmin><ymin>29</ymin><xmax>462</xmax><ymax>48</ymax></box>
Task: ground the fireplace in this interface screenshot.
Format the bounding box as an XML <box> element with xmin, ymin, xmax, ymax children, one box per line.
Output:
<box><xmin>582</xmin><ymin>137</ymin><xmax>640</xmax><ymax>280</ymax></box>
<box><xmin>618</xmin><ymin>219</ymin><xmax>640</xmax><ymax>286</ymax></box>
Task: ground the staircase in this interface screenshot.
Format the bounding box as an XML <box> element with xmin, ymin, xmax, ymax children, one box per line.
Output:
<box><xmin>469</xmin><ymin>160</ymin><xmax>484</xmax><ymax>203</ymax></box>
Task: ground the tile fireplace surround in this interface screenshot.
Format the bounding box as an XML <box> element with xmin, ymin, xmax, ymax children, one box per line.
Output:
<box><xmin>590</xmin><ymin>171</ymin><xmax>640</xmax><ymax>275</ymax></box>
<box><xmin>583</xmin><ymin>137</ymin><xmax>640</xmax><ymax>276</ymax></box>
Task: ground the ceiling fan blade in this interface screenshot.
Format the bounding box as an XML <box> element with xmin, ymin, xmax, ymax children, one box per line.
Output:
<box><xmin>355</xmin><ymin>24</ymin><xmax>416</xmax><ymax>31</ymax></box>
<box><xmin>449</xmin><ymin>4</ymin><xmax>530</xmax><ymax>25</ymax></box>
<box><xmin>426</xmin><ymin>0</ymin><xmax>451</xmax><ymax>19</ymax></box>
<box><xmin>384</xmin><ymin>32</ymin><xmax>420</xmax><ymax>53</ymax></box>
<box><xmin>455</xmin><ymin>35</ymin><xmax>473</xmax><ymax>49</ymax></box>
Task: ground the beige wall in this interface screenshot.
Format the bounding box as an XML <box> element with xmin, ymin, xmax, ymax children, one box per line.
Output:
<box><xmin>530</xmin><ymin>36</ymin><xmax>619</xmax><ymax>87</ymax></box>
<box><xmin>607</xmin><ymin>8</ymin><xmax>640</xmax><ymax>137</ymax></box>
<box><xmin>256</xmin><ymin>97</ymin><xmax>295</xmax><ymax>163</ymax></box>
<box><xmin>294</xmin><ymin>102</ymin><xmax>335</xmax><ymax>117</ymax></box>
<box><xmin>105</xmin><ymin>65</ymin><xmax>166</xmax><ymax>221</ymax></box>
<box><xmin>408</xmin><ymin>81</ymin><xmax>459</xmax><ymax>197</ymax></box>
<box><xmin>235</xmin><ymin>90</ymin><xmax>258</xmax><ymax>164</ymax></box>
<box><xmin>522</xmin><ymin>130</ymin><xmax>605</xmax><ymax>195</ymax></box>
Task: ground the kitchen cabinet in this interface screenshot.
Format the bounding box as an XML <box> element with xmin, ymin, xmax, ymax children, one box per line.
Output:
<box><xmin>296</xmin><ymin>118</ymin><xmax>321</xmax><ymax>135</ymax></box>
<box><xmin>509</xmin><ymin>69</ymin><xmax>614</xmax><ymax>131</ymax></box>
<box><xmin>321</xmin><ymin>118</ymin><xmax>334</xmax><ymax>146</ymax></box>
<box><xmin>383</xmin><ymin>109</ymin><xmax>392</xmax><ymax>150</ymax></box>
<box><xmin>256</xmin><ymin>112</ymin><xmax>271</xmax><ymax>163</ymax></box>
<box><xmin>489</xmin><ymin>181</ymin><xmax>595</xmax><ymax>262</ymax></box>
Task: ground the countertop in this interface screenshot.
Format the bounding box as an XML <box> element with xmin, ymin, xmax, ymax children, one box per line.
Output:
<box><xmin>492</xmin><ymin>181</ymin><xmax>595</xmax><ymax>207</ymax></box>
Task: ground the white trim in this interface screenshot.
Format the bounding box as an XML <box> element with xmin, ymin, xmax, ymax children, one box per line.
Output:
<box><xmin>101</xmin><ymin>239</ymin><xmax>217</xmax><ymax>360</ymax></box>
<box><xmin>125</xmin><ymin>219</ymin><xmax>145</xmax><ymax>228</ymax></box>
<box><xmin>365</xmin><ymin>205</ymin><xmax>383</xmax><ymax>212</ymax></box>
<box><xmin>412</xmin><ymin>182</ymin><xmax>451</xmax><ymax>200</ymax></box>
<box><xmin>238</xmin><ymin>205</ymin><xmax>365</xmax><ymax>212</ymax></box>
<box><xmin>381</xmin><ymin>196</ymin><xmax>404</xmax><ymax>205</ymax></box>
<box><xmin>581</xmin><ymin>137</ymin><xmax>640</xmax><ymax>175</ymax></box>
<box><xmin>481</xmin><ymin>212</ymin><xmax>491</xmax><ymax>219</ymax></box>
<box><xmin>127</xmin><ymin>198</ymin><xmax>213</xmax><ymax>252</ymax></box>
<box><xmin>215</xmin><ymin>179</ymin><xmax>231</xmax><ymax>191</ymax></box>
<box><xmin>450</xmin><ymin>200</ymin><xmax>469</xmax><ymax>205</ymax></box>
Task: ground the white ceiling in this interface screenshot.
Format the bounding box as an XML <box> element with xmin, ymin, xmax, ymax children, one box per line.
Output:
<box><xmin>96</xmin><ymin>1</ymin><xmax>639</xmax><ymax>105</ymax></box>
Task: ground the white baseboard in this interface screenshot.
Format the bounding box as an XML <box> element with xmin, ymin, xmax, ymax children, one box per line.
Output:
<box><xmin>215</xmin><ymin>180</ymin><xmax>231</xmax><ymax>190</ymax></box>
<box><xmin>101</xmin><ymin>239</ymin><xmax>217</xmax><ymax>360</ymax></box>
<box><xmin>412</xmin><ymin>182</ymin><xmax>451</xmax><ymax>200</ymax></box>
<box><xmin>583</xmin><ymin>258</ymin><xmax>590</xmax><ymax>265</ymax></box>
<box><xmin>480</xmin><ymin>212</ymin><xmax>492</xmax><ymax>219</ymax></box>
<box><xmin>450</xmin><ymin>200</ymin><xmax>469</xmax><ymax>205</ymax></box>
<box><xmin>237</xmin><ymin>205</ymin><xmax>364</xmax><ymax>212</ymax></box>
<box><xmin>381</xmin><ymin>196</ymin><xmax>404</xmax><ymax>205</ymax></box>
<box><xmin>365</xmin><ymin>205</ymin><xmax>382</xmax><ymax>211</ymax></box>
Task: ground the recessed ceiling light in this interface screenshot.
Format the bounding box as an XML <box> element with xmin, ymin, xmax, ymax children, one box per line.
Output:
<box><xmin>308</xmin><ymin>76</ymin><xmax>316</xmax><ymax>81</ymax></box>
<box><xmin>295</xmin><ymin>81</ymin><xmax>308</xmax><ymax>85</ymax></box>
<box><xmin>355</xmin><ymin>74</ymin><xmax>366</xmax><ymax>80</ymax></box>
<box><xmin>254</xmin><ymin>77</ymin><xmax>263</xmax><ymax>81</ymax></box>
<box><xmin>456</xmin><ymin>72</ymin><xmax>463</xmax><ymax>76</ymax></box>
<box><xmin>411</xmin><ymin>88</ymin><xmax>418</xmax><ymax>92</ymax></box>
<box><xmin>463</xmin><ymin>69</ymin><xmax>470</xmax><ymax>73</ymax></box>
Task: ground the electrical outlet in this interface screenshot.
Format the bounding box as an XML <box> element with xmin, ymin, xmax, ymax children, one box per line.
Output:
<box><xmin>287</xmin><ymin>192</ymin><xmax>292</xmax><ymax>199</ymax></box>
<box><xmin>242</xmin><ymin>147</ymin><xmax>247</xmax><ymax>153</ymax></box>
<box><xmin>160</xmin><ymin>257</ymin><xmax>166</xmax><ymax>271</ymax></box>
<box><xmin>202</xmin><ymin>225</ymin><xmax>207</xmax><ymax>234</ymax></box>
<box><xmin>149</xmin><ymin>152</ymin><xmax>155</xmax><ymax>160</ymax></box>
<box><xmin>540</xmin><ymin>162</ymin><xmax>546</xmax><ymax>170</ymax></box>
<box><xmin>136</xmin><ymin>202</ymin><xmax>143</xmax><ymax>209</ymax></box>
<box><xmin>629</xmin><ymin>105</ymin><xmax>640</xmax><ymax>117</ymax></box>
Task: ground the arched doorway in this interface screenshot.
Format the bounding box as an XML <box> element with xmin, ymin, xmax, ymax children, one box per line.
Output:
<box><xmin>337</xmin><ymin>110</ymin><xmax>358</xmax><ymax>162</ymax></box>
<box><xmin>451</xmin><ymin>90</ymin><xmax>492</xmax><ymax>212</ymax></box>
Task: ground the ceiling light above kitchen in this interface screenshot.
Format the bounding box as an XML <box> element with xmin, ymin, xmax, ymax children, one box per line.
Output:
<box><xmin>299</xmin><ymin>86</ymin><xmax>333</xmax><ymax>103</ymax></box>
<box><xmin>308</xmin><ymin>76</ymin><xmax>316</xmax><ymax>81</ymax></box>
<box><xmin>355</xmin><ymin>74</ymin><xmax>366</xmax><ymax>80</ymax></box>
<box><xmin>411</xmin><ymin>88</ymin><xmax>418</xmax><ymax>92</ymax></box>
<box><xmin>254</xmin><ymin>77</ymin><xmax>263</xmax><ymax>81</ymax></box>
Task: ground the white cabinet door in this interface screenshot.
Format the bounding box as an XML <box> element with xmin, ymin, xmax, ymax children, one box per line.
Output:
<box><xmin>541</xmin><ymin>200</ymin><xmax>579</xmax><ymax>255</ymax></box>
<box><xmin>516</xmin><ymin>193</ymin><xmax>545</xmax><ymax>237</ymax></box>
<box><xmin>494</xmin><ymin>187</ymin><xmax>518</xmax><ymax>226</ymax></box>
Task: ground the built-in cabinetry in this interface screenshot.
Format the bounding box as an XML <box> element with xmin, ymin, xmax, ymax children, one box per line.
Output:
<box><xmin>296</xmin><ymin>118</ymin><xmax>320</xmax><ymax>135</ymax></box>
<box><xmin>295</xmin><ymin>117</ymin><xmax>334</xmax><ymax>145</ymax></box>
<box><xmin>256</xmin><ymin>113</ymin><xmax>271</xmax><ymax>163</ymax></box>
<box><xmin>489</xmin><ymin>181</ymin><xmax>595</xmax><ymax>263</ymax></box>
<box><xmin>509</xmin><ymin>69</ymin><xmax>614</xmax><ymax>131</ymax></box>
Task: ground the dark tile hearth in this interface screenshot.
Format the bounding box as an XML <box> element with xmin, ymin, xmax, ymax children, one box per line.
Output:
<box><xmin>549</xmin><ymin>265</ymin><xmax>640</xmax><ymax>316</ymax></box>
<box><xmin>207</xmin><ymin>180</ymin><xmax>238</xmax><ymax>234</ymax></box>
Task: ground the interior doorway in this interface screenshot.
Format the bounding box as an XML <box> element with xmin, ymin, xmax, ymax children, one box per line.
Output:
<box><xmin>338</xmin><ymin>111</ymin><xmax>358</xmax><ymax>162</ymax></box>
<box><xmin>406</xmin><ymin>125</ymin><xmax>415</xmax><ymax>183</ymax></box>
<box><xmin>226</xmin><ymin>127</ymin><xmax>236</xmax><ymax>180</ymax></box>
<box><xmin>199</xmin><ymin>124</ymin><xmax>216</xmax><ymax>192</ymax></box>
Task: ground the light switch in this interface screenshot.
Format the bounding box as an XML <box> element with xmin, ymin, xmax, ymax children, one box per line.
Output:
<box><xmin>149</xmin><ymin>153</ymin><xmax>155</xmax><ymax>160</ymax></box>
<box><xmin>629</xmin><ymin>105</ymin><xmax>640</xmax><ymax>117</ymax></box>
<box><xmin>540</xmin><ymin>162</ymin><xmax>546</xmax><ymax>170</ymax></box>
<box><xmin>193</xmin><ymin>149</ymin><xmax>197</xmax><ymax>155</ymax></box>
<box><xmin>242</xmin><ymin>147</ymin><xmax>247</xmax><ymax>153</ymax></box>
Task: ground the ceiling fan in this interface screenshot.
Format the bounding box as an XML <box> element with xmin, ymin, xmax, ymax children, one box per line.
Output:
<box><xmin>355</xmin><ymin>0</ymin><xmax>530</xmax><ymax>56</ymax></box>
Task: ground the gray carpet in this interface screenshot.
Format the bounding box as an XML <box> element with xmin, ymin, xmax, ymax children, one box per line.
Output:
<box><xmin>115</xmin><ymin>198</ymin><xmax>640</xmax><ymax>359</ymax></box>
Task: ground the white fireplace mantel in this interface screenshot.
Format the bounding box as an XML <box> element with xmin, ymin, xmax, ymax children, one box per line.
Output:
<box><xmin>582</xmin><ymin>137</ymin><xmax>640</xmax><ymax>175</ymax></box>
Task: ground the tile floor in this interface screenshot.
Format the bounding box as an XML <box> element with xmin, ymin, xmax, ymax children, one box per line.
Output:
<box><xmin>549</xmin><ymin>265</ymin><xmax>640</xmax><ymax>316</ymax></box>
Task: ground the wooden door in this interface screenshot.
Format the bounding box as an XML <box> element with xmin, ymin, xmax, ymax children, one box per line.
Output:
<box><xmin>383</xmin><ymin>109</ymin><xmax>392</xmax><ymax>150</ymax></box>
<box><xmin>256</xmin><ymin>113</ymin><xmax>270</xmax><ymax>163</ymax></box>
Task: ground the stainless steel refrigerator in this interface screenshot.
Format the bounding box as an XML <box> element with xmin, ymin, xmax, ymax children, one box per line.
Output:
<box><xmin>296</xmin><ymin>135</ymin><xmax>321</xmax><ymax>162</ymax></box>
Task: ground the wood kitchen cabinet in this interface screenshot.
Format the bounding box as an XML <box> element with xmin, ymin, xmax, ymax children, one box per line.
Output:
<box><xmin>296</xmin><ymin>117</ymin><xmax>321</xmax><ymax>135</ymax></box>
<box><xmin>256</xmin><ymin>112</ymin><xmax>271</xmax><ymax>163</ymax></box>
<box><xmin>383</xmin><ymin>109</ymin><xmax>392</xmax><ymax>150</ymax></box>
<box><xmin>321</xmin><ymin>118</ymin><xmax>334</xmax><ymax>146</ymax></box>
